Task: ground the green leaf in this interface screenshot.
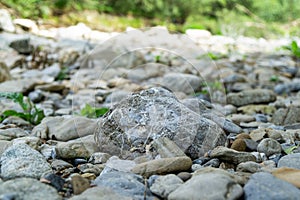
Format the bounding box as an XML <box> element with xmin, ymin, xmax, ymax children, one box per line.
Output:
<box><xmin>80</xmin><ymin>104</ymin><xmax>109</xmax><ymax>118</ymax></box>
<box><xmin>95</xmin><ymin>107</ymin><xmax>109</xmax><ymax>117</ymax></box>
<box><xmin>284</xmin><ymin>145</ymin><xmax>300</xmax><ymax>154</ymax></box>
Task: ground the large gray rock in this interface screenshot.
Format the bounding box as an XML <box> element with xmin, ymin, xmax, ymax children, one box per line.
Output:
<box><xmin>0</xmin><ymin>9</ymin><xmax>15</xmax><ymax>32</ymax></box>
<box><xmin>257</xmin><ymin>138</ymin><xmax>282</xmax><ymax>157</ymax></box>
<box><xmin>94</xmin><ymin>171</ymin><xmax>154</xmax><ymax>200</ymax></box>
<box><xmin>227</xmin><ymin>89</ymin><xmax>276</xmax><ymax>106</ymax></box>
<box><xmin>278</xmin><ymin>153</ymin><xmax>300</xmax><ymax>169</ymax></box>
<box><xmin>32</xmin><ymin>116</ymin><xmax>98</xmax><ymax>141</ymax></box>
<box><xmin>244</xmin><ymin>172</ymin><xmax>300</xmax><ymax>200</ymax></box>
<box><xmin>0</xmin><ymin>178</ymin><xmax>61</xmax><ymax>200</ymax></box>
<box><xmin>0</xmin><ymin>143</ymin><xmax>51</xmax><ymax>180</ymax></box>
<box><xmin>0</xmin><ymin>78</ymin><xmax>39</xmax><ymax>93</ymax></box>
<box><xmin>168</xmin><ymin>171</ymin><xmax>243</xmax><ymax>200</ymax></box>
<box><xmin>95</xmin><ymin>87</ymin><xmax>226</xmax><ymax>159</ymax></box>
<box><xmin>0</xmin><ymin>128</ymin><xmax>28</xmax><ymax>141</ymax></box>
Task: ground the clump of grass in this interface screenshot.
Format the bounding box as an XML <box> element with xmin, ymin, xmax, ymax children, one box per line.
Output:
<box><xmin>0</xmin><ymin>92</ymin><xmax>45</xmax><ymax>125</ymax></box>
<box><xmin>80</xmin><ymin>104</ymin><xmax>109</xmax><ymax>118</ymax></box>
<box><xmin>282</xmin><ymin>40</ymin><xmax>300</xmax><ymax>58</ymax></box>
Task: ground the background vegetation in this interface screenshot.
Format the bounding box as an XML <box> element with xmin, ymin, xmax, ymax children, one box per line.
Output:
<box><xmin>1</xmin><ymin>0</ymin><xmax>300</xmax><ymax>38</ymax></box>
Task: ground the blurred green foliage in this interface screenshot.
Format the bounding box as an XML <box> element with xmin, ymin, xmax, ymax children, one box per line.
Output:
<box><xmin>1</xmin><ymin>0</ymin><xmax>300</xmax><ymax>37</ymax></box>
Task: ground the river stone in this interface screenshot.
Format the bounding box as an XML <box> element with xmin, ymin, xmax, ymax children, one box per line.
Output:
<box><xmin>244</xmin><ymin>172</ymin><xmax>300</xmax><ymax>200</ymax></box>
<box><xmin>160</xmin><ymin>73</ymin><xmax>201</xmax><ymax>94</ymax></box>
<box><xmin>55</xmin><ymin>135</ymin><xmax>99</xmax><ymax>159</ymax></box>
<box><xmin>94</xmin><ymin>170</ymin><xmax>154</xmax><ymax>200</ymax></box>
<box><xmin>32</xmin><ymin>116</ymin><xmax>98</xmax><ymax>141</ymax></box>
<box><xmin>131</xmin><ymin>156</ymin><xmax>192</xmax><ymax>178</ymax></box>
<box><xmin>272</xmin><ymin>106</ymin><xmax>300</xmax><ymax>125</ymax></box>
<box><xmin>278</xmin><ymin>153</ymin><xmax>300</xmax><ymax>169</ymax></box>
<box><xmin>151</xmin><ymin>137</ymin><xmax>186</xmax><ymax>158</ymax></box>
<box><xmin>209</xmin><ymin>146</ymin><xmax>256</xmax><ymax>164</ymax></box>
<box><xmin>168</xmin><ymin>171</ymin><xmax>243</xmax><ymax>200</ymax></box>
<box><xmin>0</xmin><ymin>128</ymin><xmax>28</xmax><ymax>141</ymax></box>
<box><xmin>272</xmin><ymin>167</ymin><xmax>300</xmax><ymax>188</ymax></box>
<box><xmin>0</xmin><ymin>143</ymin><xmax>51</xmax><ymax>179</ymax></box>
<box><xmin>69</xmin><ymin>186</ymin><xmax>132</xmax><ymax>200</ymax></box>
<box><xmin>95</xmin><ymin>87</ymin><xmax>226</xmax><ymax>159</ymax></box>
<box><xmin>150</xmin><ymin>174</ymin><xmax>183</xmax><ymax>199</ymax></box>
<box><xmin>0</xmin><ymin>78</ymin><xmax>38</xmax><ymax>93</ymax></box>
<box><xmin>0</xmin><ymin>140</ymin><xmax>11</xmax><ymax>155</ymax></box>
<box><xmin>0</xmin><ymin>9</ymin><xmax>15</xmax><ymax>32</ymax></box>
<box><xmin>227</xmin><ymin>89</ymin><xmax>276</xmax><ymax>106</ymax></box>
<box><xmin>0</xmin><ymin>62</ymin><xmax>11</xmax><ymax>83</ymax></box>
<box><xmin>257</xmin><ymin>138</ymin><xmax>282</xmax><ymax>157</ymax></box>
<box><xmin>0</xmin><ymin>177</ymin><xmax>61</xmax><ymax>200</ymax></box>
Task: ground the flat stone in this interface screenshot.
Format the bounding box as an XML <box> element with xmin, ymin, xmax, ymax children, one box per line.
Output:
<box><xmin>209</xmin><ymin>146</ymin><xmax>256</xmax><ymax>165</ymax></box>
<box><xmin>32</xmin><ymin>116</ymin><xmax>98</xmax><ymax>141</ymax></box>
<box><xmin>0</xmin><ymin>143</ymin><xmax>51</xmax><ymax>179</ymax></box>
<box><xmin>94</xmin><ymin>170</ymin><xmax>154</xmax><ymax>200</ymax></box>
<box><xmin>229</xmin><ymin>114</ymin><xmax>255</xmax><ymax>124</ymax></box>
<box><xmin>12</xmin><ymin>136</ymin><xmax>43</xmax><ymax>150</ymax></box>
<box><xmin>105</xmin><ymin>156</ymin><xmax>137</xmax><ymax>172</ymax></box>
<box><xmin>150</xmin><ymin>174</ymin><xmax>183</xmax><ymax>199</ymax></box>
<box><xmin>168</xmin><ymin>170</ymin><xmax>243</xmax><ymax>200</ymax></box>
<box><xmin>249</xmin><ymin>128</ymin><xmax>266</xmax><ymax>142</ymax></box>
<box><xmin>0</xmin><ymin>128</ymin><xmax>28</xmax><ymax>141</ymax></box>
<box><xmin>0</xmin><ymin>78</ymin><xmax>38</xmax><ymax>93</ymax></box>
<box><xmin>55</xmin><ymin>135</ymin><xmax>99</xmax><ymax>159</ymax></box>
<box><xmin>96</xmin><ymin>87</ymin><xmax>226</xmax><ymax>159</ymax></box>
<box><xmin>244</xmin><ymin>172</ymin><xmax>300</xmax><ymax>200</ymax></box>
<box><xmin>131</xmin><ymin>156</ymin><xmax>192</xmax><ymax>178</ymax></box>
<box><xmin>227</xmin><ymin>89</ymin><xmax>276</xmax><ymax>106</ymax></box>
<box><xmin>236</xmin><ymin>161</ymin><xmax>262</xmax><ymax>173</ymax></box>
<box><xmin>69</xmin><ymin>186</ymin><xmax>132</xmax><ymax>200</ymax></box>
<box><xmin>272</xmin><ymin>167</ymin><xmax>300</xmax><ymax>188</ymax></box>
<box><xmin>237</xmin><ymin>104</ymin><xmax>276</xmax><ymax>115</ymax></box>
<box><xmin>257</xmin><ymin>138</ymin><xmax>282</xmax><ymax>157</ymax></box>
<box><xmin>0</xmin><ymin>177</ymin><xmax>61</xmax><ymax>200</ymax></box>
<box><xmin>278</xmin><ymin>153</ymin><xmax>300</xmax><ymax>169</ymax></box>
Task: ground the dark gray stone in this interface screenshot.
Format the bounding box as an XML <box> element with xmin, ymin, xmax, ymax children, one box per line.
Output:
<box><xmin>0</xmin><ymin>143</ymin><xmax>51</xmax><ymax>179</ymax></box>
<box><xmin>244</xmin><ymin>172</ymin><xmax>300</xmax><ymax>200</ymax></box>
<box><xmin>0</xmin><ymin>178</ymin><xmax>61</xmax><ymax>200</ymax></box>
<box><xmin>278</xmin><ymin>153</ymin><xmax>300</xmax><ymax>169</ymax></box>
<box><xmin>150</xmin><ymin>174</ymin><xmax>183</xmax><ymax>199</ymax></box>
<box><xmin>95</xmin><ymin>87</ymin><xmax>226</xmax><ymax>159</ymax></box>
<box><xmin>94</xmin><ymin>171</ymin><xmax>154</xmax><ymax>200</ymax></box>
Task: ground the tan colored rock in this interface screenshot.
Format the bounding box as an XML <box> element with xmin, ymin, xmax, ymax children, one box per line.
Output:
<box><xmin>272</xmin><ymin>167</ymin><xmax>300</xmax><ymax>188</ymax></box>
<box><xmin>71</xmin><ymin>173</ymin><xmax>90</xmax><ymax>195</ymax></box>
<box><xmin>131</xmin><ymin>156</ymin><xmax>192</xmax><ymax>178</ymax></box>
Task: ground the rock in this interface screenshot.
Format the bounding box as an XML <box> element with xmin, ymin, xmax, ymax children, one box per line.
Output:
<box><xmin>88</xmin><ymin>152</ymin><xmax>111</xmax><ymax>164</ymax></box>
<box><xmin>0</xmin><ymin>62</ymin><xmax>11</xmax><ymax>83</ymax></box>
<box><xmin>0</xmin><ymin>140</ymin><xmax>11</xmax><ymax>155</ymax></box>
<box><xmin>272</xmin><ymin>106</ymin><xmax>300</xmax><ymax>125</ymax></box>
<box><xmin>237</xmin><ymin>104</ymin><xmax>276</xmax><ymax>115</ymax></box>
<box><xmin>105</xmin><ymin>156</ymin><xmax>136</xmax><ymax>172</ymax></box>
<box><xmin>32</xmin><ymin>116</ymin><xmax>98</xmax><ymax>141</ymax></box>
<box><xmin>272</xmin><ymin>167</ymin><xmax>300</xmax><ymax>188</ymax></box>
<box><xmin>229</xmin><ymin>114</ymin><xmax>255</xmax><ymax>124</ymax></box>
<box><xmin>249</xmin><ymin>128</ymin><xmax>266</xmax><ymax>142</ymax></box>
<box><xmin>257</xmin><ymin>138</ymin><xmax>282</xmax><ymax>157</ymax></box>
<box><xmin>13</xmin><ymin>18</ymin><xmax>38</xmax><ymax>33</ymax></box>
<box><xmin>274</xmin><ymin>81</ymin><xmax>300</xmax><ymax>94</ymax></box>
<box><xmin>168</xmin><ymin>170</ymin><xmax>243</xmax><ymax>200</ymax></box>
<box><xmin>95</xmin><ymin>87</ymin><xmax>226</xmax><ymax>159</ymax></box>
<box><xmin>209</xmin><ymin>146</ymin><xmax>256</xmax><ymax>165</ymax></box>
<box><xmin>55</xmin><ymin>135</ymin><xmax>99</xmax><ymax>159</ymax></box>
<box><xmin>12</xmin><ymin>136</ymin><xmax>43</xmax><ymax>150</ymax></box>
<box><xmin>228</xmin><ymin>89</ymin><xmax>276</xmax><ymax>106</ymax></box>
<box><xmin>150</xmin><ymin>174</ymin><xmax>183</xmax><ymax>199</ymax></box>
<box><xmin>71</xmin><ymin>173</ymin><xmax>90</xmax><ymax>195</ymax></box>
<box><xmin>41</xmin><ymin>173</ymin><xmax>65</xmax><ymax>191</ymax></box>
<box><xmin>151</xmin><ymin>137</ymin><xmax>186</xmax><ymax>158</ymax></box>
<box><xmin>176</xmin><ymin>172</ymin><xmax>192</xmax><ymax>182</ymax></box>
<box><xmin>201</xmin><ymin>113</ymin><xmax>242</xmax><ymax>133</ymax></box>
<box><xmin>0</xmin><ymin>9</ymin><xmax>15</xmax><ymax>32</ymax></box>
<box><xmin>69</xmin><ymin>186</ymin><xmax>132</xmax><ymax>200</ymax></box>
<box><xmin>51</xmin><ymin>159</ymin><xmax>73</xmax><ymax>171</ymax></box>
<box><xmin>231</xmin><ymin>139</ymin><xmax>247</xmax><ymax>151</ymax></box>
<box><xmin>2</xmin><ymin>116</ymin><xmax>31</xmax><ymax>126</ymax></box>
<box><xmin>244</xmin><ymin>172</ymin><xmax>300</xmax><ymax>200</ymax></box>
<box><xmin>0</xmin><ymin>128</ymin><xmax>28</xmax><ymax>141</ymax></box>
<box><xmin>278</xmin><ymin>153</ymin><xmax>300</xmax><ymax>169</ymax></box>
<box><xmin>160</xmin><ymin>73</ymin><xmax>201</xmax><ymax>94</ymax></box>
<box><xmin>0</xmin><ymin>78</ymin><xmax>38</xmax><ymax>93</ymax></box>
<box><xmin>0</xmin><ymin>143</ymin><xmax>51</xmax><ymax>179</ymax></box>
<box><xmin>94</xmin><ymin>170</ymin><xmax>154</xmax><ymax>200</ymax></box>
<box><xmin>131</xmin><ymin>156</ymin><xmax>192</xmax><ymax>178</ymax></box>
<box><xmin>185</xmin><ymin>29</ymin><xmax>211</xmax><ymax>40</ymax></box>
<box><xmin>9</xmin><ymin>37</ymin><xmax>33</xmax><ymax>54</ymax></box>
<box><xmin>236</xmin><ymin>161</ymin><xmax>262</xmax><ymax>173</ymax></box>
<box><xmin>0</xmin><ymin>50</ymin><xmax>23</xmax><ymax>69</ymax></box>
<box><xmin>35</xmin><ymin>82</ymin><xmax>66</xmax><ymax>92</ymax></box>
<box><xmin>0</xmin><ymin>178</ymin><xmax>61</xmax><ymax>200</ymax></box>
